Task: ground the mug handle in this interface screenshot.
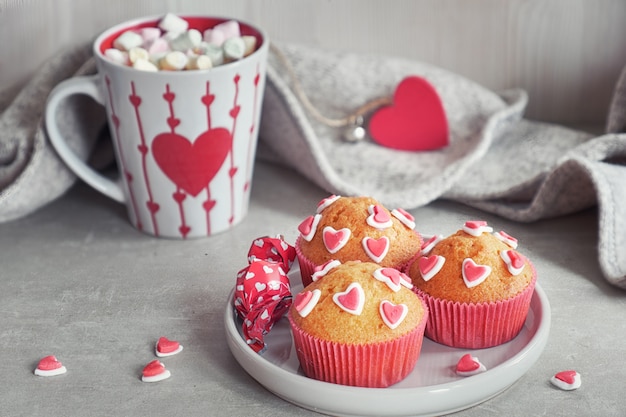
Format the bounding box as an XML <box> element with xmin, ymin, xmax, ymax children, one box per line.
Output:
<box><xmin>45</xmin><ymin>75</ymin><xmax>125</xmax><ymax>203</ymax></box>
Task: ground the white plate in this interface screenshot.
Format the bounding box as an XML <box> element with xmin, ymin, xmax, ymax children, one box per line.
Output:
<box><xmin>225</xmin><ymin>272</ymin><xmax>551</xmax><ymax>417</ymax></box>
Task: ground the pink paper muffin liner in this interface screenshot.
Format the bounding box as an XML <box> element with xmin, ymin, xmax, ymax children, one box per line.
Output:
<box><xmin>288</xmin><ymin>307</ymin><xmax>428</xmax><ymax>388</ymax></box>
<box><xmin>415</xmin><ymin>263</ymin><xmax>537</xmax><ymax>349</ymax></box>
<box><xmin>295</xmin><ymin>236</ymin><xmax>317</xmax><ymax>287</ymax></box>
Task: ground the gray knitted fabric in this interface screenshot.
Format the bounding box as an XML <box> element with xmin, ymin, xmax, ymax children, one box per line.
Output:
<box><xmin>1</xmin><ymin>42</ymin><xmax>625</xmax><ymax>289</ymax></box>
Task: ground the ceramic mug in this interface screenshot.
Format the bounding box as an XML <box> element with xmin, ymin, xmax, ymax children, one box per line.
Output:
<box><xmin>46</xmin><ymin>15</ymin><xmax>269</xmax><ymax>238</ymax></box>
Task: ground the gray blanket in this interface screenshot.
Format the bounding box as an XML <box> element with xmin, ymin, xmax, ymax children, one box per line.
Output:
<box><xmin>2</xmin><ymin>42</ymin><xmax>625</xmax><ymax>289</ymax></box>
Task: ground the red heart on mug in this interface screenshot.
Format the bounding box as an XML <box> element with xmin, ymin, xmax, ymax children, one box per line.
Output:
<box><xmin>369</xmin><ymin>76</ymin><xmax>448</xmax><ymax>151</ymax></box>
<box><xmin>152</xmin><ymin>128</ymin><xmax>232</xmax><ymax>197</ymax></box>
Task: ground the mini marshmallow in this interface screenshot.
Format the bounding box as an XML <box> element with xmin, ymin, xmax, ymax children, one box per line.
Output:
<box><xmin>196</xmin><ymin>42</ymin><xmax>224</xmax><ymax>66</ymax></box>
<box><xmin>104</xmin><ymin>48</ymin><xmax>129</xmax><ymax>65</ymax></box>
<box><xmin>133</xmin><ymin>58</ymin><xmax>159</xmax><ymax>72</ymax></box>
<box><xmin>128</xmin><ymin>47</ymin><xmax>150</xmax><ymax>65</ymax></box>
<box><xmin>139</xmin><ymin>27</ymin><xmax>162</xmax><ymax>44</ymax></box>
<box><xmin>186</xmin><ymin>54</ymin><xmax>213</xmax><ymax>70</ymax></box>
<box><xmin>223</xmin><ymin>37</ymin><xmax>246</xmax><ymax>61</ymax></box>
<box><xmin>242</xmin><ymin>36</ymin><xmax>257</xmax><ymax>56</ymax></box>
<box><xmin>214</xmin><ymin>19</ymin><xmax>241</xmax><ymax>40</ymax></box>
<box><xmin>203</xmin><ymin>28</ymin><xmax>225</xmax><ymax>47</ymax></box>
<box><xmin>146</xmin><ymin>37</ymin><xmax>170</xmax><ymax>55</ymax></box>
<box><xmin>160</xmin><ymin>51</ymin><xmax>189</xmax><ymax>71</ymax></box>
<box><xmin>158</xmin><ymin>13</ymin><xmax>188</xmax><ymax>33</ymax></box>
<box><xmin>113</xmin><ymin>30</ymin><xmax>143</xmax><ymax>51</ymax></box>
<box><xmin>169</xmin><ymin>28</ymin><xmax>202</xmax><ymax>51</ymax></box>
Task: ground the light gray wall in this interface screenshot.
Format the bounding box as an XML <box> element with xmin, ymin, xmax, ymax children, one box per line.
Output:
<box><xmin>1</xmin><ymin>0</ymin><xmax>625</xmax><ymax>124</ymax></box>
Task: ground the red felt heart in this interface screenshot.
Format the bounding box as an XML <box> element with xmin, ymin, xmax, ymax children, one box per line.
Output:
<box><xmin>369</xmin><ymin>76</ymin><xmax>448</xmax><ymax>151</ymax></box>
<box><xmin>152</xmin><ymin>128</ymin><xmax>232</xmax><ymax>197</ymax></box>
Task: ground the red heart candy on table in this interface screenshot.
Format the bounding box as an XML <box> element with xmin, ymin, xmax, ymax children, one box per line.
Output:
<box><xmin>369</xmin><ymin>76</ymin><xmax>448</xmax><ymax>151</ymax></box>
<box><xmin>156</xmin><ymin>337</ymin><xmax>182</xmax><ymax>356</ymax></box>
<box><xmin>142</xmin><ymin>360</ymin><xmax>167</xmax><ymax>377</ymax></box>
<box><xmin>37</xmin><ymin>355</ymin><xmax>63</xmax><ymax>371</ymax></box>
<box><xmin>456</xmin><ymin>353</ymin><xmax>482</xmax><ymax>373</ymax></box>
<box><xmin>555</xmin><ymin>370</ymin><xmax>577</xmax><ymax>384</ymax></box>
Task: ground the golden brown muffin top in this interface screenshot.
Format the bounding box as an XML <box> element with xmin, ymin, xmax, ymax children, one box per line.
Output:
<box><xmin>297</xmin><ymin>195</ymin><xmax>421</xmax><ymax>269</ymax></box>
<box><xmin>408</xmin><ymin>221</ymin><xmax>534</xmax><ymax>304</ymax></box>
<box><xmin>289</xmin><ymin>261</ymin><xmax>426</xmax><ymax>345</ymax></box>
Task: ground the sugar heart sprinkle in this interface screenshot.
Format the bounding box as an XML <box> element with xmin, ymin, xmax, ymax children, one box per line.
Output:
<box><xmin>362</xmin><ymin>236</ymin><xmax>390</xmax><ymax>263</ymax></box>
<box><xmin>418</xmin><ymin>255</ymin><xmax>445</xmax><ymax>281</ymax></box>
<box><xmin>462</xmin><ymin>220</ymin><xmax>493</xmax><ymax>237</ymax></box>
<box><xmin>316</xmin><ymin>195</ymin><xmax>341</xmax><ymax>213</ymax></box>
<box><xmin>379</xmin><ymin>300</ymin><xmax>408</xmax><ymax>329</ymax></box>
<box><xmin>155</xmin><ymin>336</ymin><xmax>183</xmax><ymax>357</ymax></box>
<box><xmin>141</xmin><ymin>359</ymin><xmax>171</xmax><ymax>383</ymax></box>
<box><xmin>551</xmin><ymin>370</ymin><xmax>581</xmax><ymax>391</ymax></box>
<box><xmin>294</xmin><ymin>289</ymin><xmax>321</xmax><ymax>318</ymax></box>
<box><xmin>311</xmin><ymin>259</ymin><xmax>341</xmax><ymax>282</ymax></box>
<box><xmin>462</xmin><ymin>258</ymin><xmax>492</xmax><ymax>288</ymax></box>
<box><xmin>366</xmin><ymin>204</ymin><xmax>393</xmax><ymax>229</ymax></box>
<box><xmin>456</xmin><ymin>353</ymin><xmax>486</xmax><ymax>377</ymax></box>
<box><xmin>322</xmin><ymin>226</ymin><xmax>351</xmax><ymax>254</ymax></box>
<box><xmin>34</xmin><ymin>355</ymin><xmax>67</xmax><ymax>377</ymax></box>
<box><xmin>333</xmin><ymin>282</ymin><xmax>365</xmax><ymax>315</ymax></box>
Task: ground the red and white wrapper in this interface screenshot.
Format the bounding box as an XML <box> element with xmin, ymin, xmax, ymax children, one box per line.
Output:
<box><xmin>234</xmin><ymin>236</ymin><xmax>295</xmax><ymax>353</ymax></box>
<box><xmin>416</xmin><ymin>263</ymin><xmax>537</xmax><ymax>348</ymax></box>
<box><xmin>288</xmin><ymin>303</ymin><xmax>428</xmax><ymax>388</ymax></box>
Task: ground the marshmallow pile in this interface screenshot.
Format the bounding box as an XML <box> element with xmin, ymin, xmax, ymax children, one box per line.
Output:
<box><xmin>104</xmin><ymin>13</ymin><xmax>258</xmax><ymax>71</ymax></box>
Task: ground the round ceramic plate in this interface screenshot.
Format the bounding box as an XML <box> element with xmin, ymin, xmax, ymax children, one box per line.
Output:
<box><xmin>225</xmin><ymin>272</ymin><xmax>551</xmax><ymax>417</ymax></box>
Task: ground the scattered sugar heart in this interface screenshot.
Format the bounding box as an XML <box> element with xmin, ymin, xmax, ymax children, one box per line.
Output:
<box><xmin>369</xmin><ymin>75</ymin><xmax>448</xmax><ymax>151</ymax></box>
<box><xmin>142</xmin><ymin>360</ymin><xmax>171</xmax><ymax>383</ymax></box>
<box><xmin>373</xmin><ymin>267</ymin><xmax>404</xmax><ymax>291</ymax></box>
<box><xmin>366</xmin><ymin>204</ymin><xmax>392</xmax><ymax>229</ymax></box>
<box><xmin>455</xmin><ymin>353</ymin><xmax>486</xmax><ymax>376</ymax></box>
<box><xmin>551</xmin><ymin>370</ymin><xmax>581</xmax><ymax>391</ymax></box>
<box><xmin>155</xmin><ymin>337</ymin><xmax>183</xmax><ymax>357</ymax></box>
<box><xmin>333</xmin><ymin>282</ymin><xmax>365</xmax><ymax>315</ymax></box>
<box><xmin>34</xmin><ymin>355</ymin><xmax>67</xmax><ymax>377</ymax></box>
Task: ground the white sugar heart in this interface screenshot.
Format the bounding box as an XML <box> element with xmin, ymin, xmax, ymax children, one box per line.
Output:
<box><xmin>462</xmin><ymin>258</ymin><xmax>491</xmax><ymax>288</ymax></box>
<box><xmin>294</xmin><ymin>289</ymin><xmax>322</xmax><ymax>317</ymax></box>
<box><xmin>333</xmin><ymin>282</ymin><xmax>365</xmax><ymax>315</ymax></box>
<box><xmin>379</xmin><ymin>300</ymin><xmax>408</xmax><ymax>329</ymax></box>
<box><xmin>322</xmin><ymin>226</ymin><xmax>351</xmax><ymax>254</ymax></box>
<box><xmin>361</xmin><ymin>236</ymin><xmax>390</xmax><ymax>263</ymax></box>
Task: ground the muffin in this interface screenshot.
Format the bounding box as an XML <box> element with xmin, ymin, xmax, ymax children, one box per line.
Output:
<box><xmin>296</xmin><ymin>195</ymin><xmax>421</xmax><ymax>286</ymax></box>
<box><xmin>406</xmin><ymin>220</ymin><xmax>536</xmax><ymax>348</ymax></box>
<box><xmin>289</xmin><ymin>261</ymin><xmax>428</xmax><ymax>387</ymax></box>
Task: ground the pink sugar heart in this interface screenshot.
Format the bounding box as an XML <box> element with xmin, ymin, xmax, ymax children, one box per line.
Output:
<box><xmin>373</xmin><ymin>267</ymin><xmax>403</xmax><ymax>291</ymax></box>
<box><xmin>37</xmin><ymin>355</ymin><xmax>63</xmax><ymax>371</ymax></box>
<box><xmin>142</xmin><ymin>360</ymin><xmax>170</xmax><ymax>382</ymax></box>
<box><xmin>456</xmin><ymin>354</ymin><xmax>480</xmax><ymax>373</ymax></box>
<box><xmin>555</xmin><ymin>370</ymin><xmax>577</xmax><ymax>384</ymax></box>
<box><xmin>366</xmin><ymin>205</ymin><xmax>392</xmax><ymax>229</ymax></box>
<box><xmin>379</xmin><ymin>300</ymin><xmax>408</xmax><ymax>329</ymax></box>
<box><xmin>462</xmin><ymin>258</ymin><xmax>492</xmax><ymax>288</ymax></box>
<box><xmin>494</xmin><ymin>230</ymin><xmax>518</xmax><ymax>248</ymax></box>
<box><xmin>418</xmin><ymin>255</ymin><xmax>445</xmax><ymax>281</ymax></box>
<box><xmin>362</xmin><ymin>236</ymin><xmax>390</xmax><ymax>263</ymax></box>
<box><xmin>500</xmin><ymin>250</ymin><xmax>525</xmax><ymax>276</ymax></box>
<box><xmin>322</xmin><ymin>226</ymin><xmax>351</xmax><ymax>254</ymax></box>
<box><xmin>298</xmin><ymin>214</ymin><xmax>321</xmax><ymax>241</ymax></box>
<box><xmin>156</xmin><ymin>337</ymin><xmax>183</xmax><ymax>357</ymax></box>
<box><xmin>294</xmin><ymin>289</ymin><xmax>321</xmax><ymax>318</ymax></box>
<box><xmin>391</xmin><ymin>208</ymin><xmax>415</xmax><ymax>229</ymax></box>
<box><xmin>333</xmin><ymin>282</ymin><xmax>365</xmax><ymax>315</ymax></box>
<box><xmin>316</xmin><ymin>195</ymin><xmax>340</xmax><ymax>213</ymax></box>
